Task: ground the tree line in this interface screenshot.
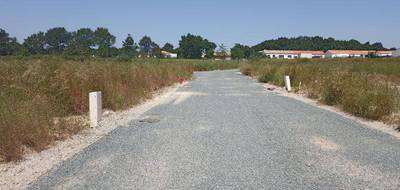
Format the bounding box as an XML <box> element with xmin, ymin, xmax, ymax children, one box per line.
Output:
<box><xmin>0</xmin><ymin>27</ymin><xmax>392</xmax><ymax>59</ymax></box>
<box><xmin>0</xmin><ymin>27</ymin><xmax>220</xmax><ymax>59</ymax></box>
<box><xmin>252</xmin><ymin>36</ymin><xmax>389</xmax><ymax>51</ymax></box>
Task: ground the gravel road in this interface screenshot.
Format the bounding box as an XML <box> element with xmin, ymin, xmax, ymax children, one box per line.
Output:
<box><xmin>29</xmin><ymin>70</ymin><xmax>400</xmax><ymax>189</ymax></box>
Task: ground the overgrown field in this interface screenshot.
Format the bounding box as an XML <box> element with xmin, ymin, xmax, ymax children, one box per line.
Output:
<box><xmin>0</xmin><ymin>56</ymin><xmax>239</xmax><ymax>162</ymax></box>
<box><xmin>241</xmin><ymin>58</ymin><xmax>400</xmax><ymax>129</ymax></box>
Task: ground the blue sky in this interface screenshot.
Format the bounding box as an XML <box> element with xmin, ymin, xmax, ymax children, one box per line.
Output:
<box><xmin>1</xmin><ymin>0</ymin><xmax>399</xmax><ymax>48</ymax></box>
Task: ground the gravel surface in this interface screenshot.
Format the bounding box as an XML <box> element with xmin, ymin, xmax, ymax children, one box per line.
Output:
<box><xmin>29</xmin><ymin>70</ymin><xmax>400</xmax><ymax>189</ymax></box>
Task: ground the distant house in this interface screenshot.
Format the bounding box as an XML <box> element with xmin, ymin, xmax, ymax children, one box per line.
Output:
<box><xmin>297</xmin><ymin>50</ymin><xmax>325</xmax><ymax>59</ymax></box>
<box><xmin>324</xmin><ymin>50</ymin><xmax>372</xmax><ymax>58</ymax></box>
<box><xmin>161</xmin><ymin>51</ymin><xmax>177</xmax><ymax>58</ymax></box>
<box><xmin>261</xmin><ymin>50</ymin><xmax>298</xmax><ymax>59</ymax></box>
<box><xmin>261</xmin><ymin>50</ymin><xmax>324</xmax><ymax>59</ymax></box>
<box><xmin>325</xmin><ymin>50</ymin><xmax>394</xmax><ymax>58</ymax></box>
<box><xmin>214</xmin><ymin>51</ymin><xmax>232</xmax><ymax>60</ymax></box>
<box><xmin>374</xmin><ymin>51</ymin><xmax>393</xmax><ymax>57</ymax></box>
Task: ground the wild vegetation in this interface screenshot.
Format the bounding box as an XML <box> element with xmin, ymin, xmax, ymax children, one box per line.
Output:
<box><xmin>0</xmin><ymin>56</ymin><xmax>239</xmax><ymax>162</ymax></box>
<box><xmin>240</xmin><ymin>58</ymin><xmax>400</xmax><ymax>128</ymax></box>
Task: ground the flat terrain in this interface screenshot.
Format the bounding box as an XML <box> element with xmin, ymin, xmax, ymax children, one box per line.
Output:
<box><xmin>30</xmin><ymin>70</ymin><xmax>400</xmax><ymax>189</ymax></box>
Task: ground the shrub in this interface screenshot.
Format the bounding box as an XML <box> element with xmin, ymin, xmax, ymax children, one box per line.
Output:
<box><xmin>240</xmin><ymin>64</ymin><xmax>253</xmax><ymax>76</ymax></box>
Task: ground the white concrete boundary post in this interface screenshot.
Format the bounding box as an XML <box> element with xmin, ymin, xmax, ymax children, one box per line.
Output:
<box><xmin>284</xmin><ymin>76</ymin><xmax>292</xmax><ymax>92</ymax></box>
<box><xmin>89</xmin><ymin>91</ymin><xmax>102</xmax><ymax>127</ymax></box>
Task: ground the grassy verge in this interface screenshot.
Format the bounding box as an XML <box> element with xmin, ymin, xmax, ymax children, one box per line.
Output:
<box><xmin>0</xmin><ymin>56</ymin><xmax>239</xmax><ymax>162</ymax></box>
<box><xmin>240</xmin><ymin>58</ymin><xmax>400</xmax><ymax>129</ymax></box>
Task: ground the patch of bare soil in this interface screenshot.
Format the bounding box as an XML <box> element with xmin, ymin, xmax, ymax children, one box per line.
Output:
<box><xmin>310</xmin><ymin>136</ymin><xmax>339</xmax><ymax>151</ymax></box>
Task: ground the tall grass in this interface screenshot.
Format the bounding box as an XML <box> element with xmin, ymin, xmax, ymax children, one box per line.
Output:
<box><xmin>0</xmin><ymin>56</ymin><xmax>240</xmax><ymax>162</ymax></box>
<box><xmin>240</xmin><ymin>58</ymin><xmax>400</xmax><ymax>125</ymax></box>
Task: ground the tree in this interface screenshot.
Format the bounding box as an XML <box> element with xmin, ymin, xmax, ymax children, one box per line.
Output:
<box><xmin>252</xmin><ymin>36</ymin><xmax>388</xmax><ymax>51</ymax></box>
<box><xmin>203</xmin><ymin>39</ymin><xmax>217</xmax><ymax>58</ymax></box>
<box><xmin>231</xmin><ymin>44</ymin><xmax>246</xmax><ymax>59</ymax></box>
<box><xmin>162</xmin><ymin>43</ymin><xmax>174</xmax><ymax>52</ymax></box>
<box><xmin>231</xmin><ymin>44</ymin><xmax>254</xmax><ymax>59</ymax></box>
<box><xmin>65</xmin><ymin>28</ymin><xmax>95</xmax><ymax>56</ymax></box>
<box><xmin>44</xmin><ymin>27</ymin><xmax>71</xmax><ymax>53</ymax></box>
<box><xmin>120</xmin><ymin>34</ymin><xmax>138</xmax><ymax>58</ymax></box>
<box><xmin>152</xmin><ymin>42</ymin><xmax>162</xmax><ymax>58</ymax></box>
<box><xmin>0</xmin><ymin>28</ymin><xmax>21</xmax><ymax>56</ymax></box>
<box><xmin>139</xmin><ymin>35</ymin><xmax>158</xmax><ymax>57</ymax></box>
<box><xmin>23</xmin><ymin>32</ymin><xmax>46</xmax><ymax>54</ymax></box>
<box><xmin>178</xmin><ymin>33</ymin><xmax>216</xmax><ymax>59</ymax></box>
<box><xmin>94</xmin><ymin>27</ymin><xmax>116</xmax><ymax>57</ymax></box>
<box><xmin>371</xmin><ymin>42</ymin><xmax>385</xmax><ymax>50</ymax></box>
<box><xmin>215</xmin><ymin>43</ymin><xmax>228</xmax><ymax>59</ymax></box>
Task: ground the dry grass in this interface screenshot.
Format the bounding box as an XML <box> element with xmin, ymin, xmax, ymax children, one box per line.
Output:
<box><xmin>0</xmin><ymin>56</ymin><xmax>205</xmax><ymax>162</ymax></box>
<box><xmin>240</xmin><ymin>58</ymin><xmax>400</xmax><ymax>127</ymax></box>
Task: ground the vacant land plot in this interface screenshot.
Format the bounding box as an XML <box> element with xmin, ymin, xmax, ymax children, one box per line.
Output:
<box><xmin>0</xmin><ymin>56</ymin><xmax>238</xmax><ymax>162</ymax></box>
<box><xmin>240</xmin><ymin>58</ymin><xmax>400</xmax><ymax>129</ymax></box>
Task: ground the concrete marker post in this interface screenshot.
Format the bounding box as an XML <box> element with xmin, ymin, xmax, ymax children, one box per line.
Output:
<box><xmin>89</xmin><ymin>91</ymin><xmax>102</xmax><ymax>127</ymax></box>
<box><xmin>284</xmin><ymin>76</ymin><xmax>292</xmax><ymax>92</ymax></box>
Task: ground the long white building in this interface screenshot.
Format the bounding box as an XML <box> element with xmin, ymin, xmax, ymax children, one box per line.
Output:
<box><xmin>324</xmin><ymin>50</ymin><xmax>371</xmax><ymax>58</ymax></box>
<box><xmin>375</xmin><ymin>51</ymin><xmax>393</xmax><ymax>57</ymax></box>
<box><xmin>261</xmin><ymin>49</ymin><xmax>394</xmax><ymax>59</ymax></box>
<box><xmin>324</xmin><ymin>50</ymin><xmax>393</xmax><ymax>58</ymax></box>
<box><xmin>161</xmin><ymin>51</ymin><xmax>178</xmax><ymax>58</ymax></box>
<box><xmin>260</xmin><ymin>50</ymin><xmax>325</xmax><ymax>59</ymax></box>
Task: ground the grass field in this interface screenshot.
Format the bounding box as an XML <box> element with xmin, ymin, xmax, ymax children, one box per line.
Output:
<box><xmin>240</xmin><ymin>58</ymin><xmax>400</xmax><ymax>129</ymax></box>
<box><xmin>0</xmin><ymin>56</ymin><xmax>239</xmax><ymax>162</ymax></box>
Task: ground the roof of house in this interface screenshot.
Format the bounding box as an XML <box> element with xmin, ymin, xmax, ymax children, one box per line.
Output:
<box><xmin>161</xmin><ymin>51</ymin><xmax>177</xmax><ymax>55</ymax></box>
<box><xmin>326</xmin><ymin>50</ymin><xmax>373</xmax><ymax>55</ymax></box>
<box><xmin>375</xmin><ymin>51</ymin><xmax>393</xmax><ymax>54</ymax></box>
<box><xmin>262</xmin><ymin>50</ymin><xmax>296</xmax><ymax>54</ymax></box>
<box><xmin>292</xmin><ymin>50</ymin><xmax>325</xmax><ymax>55</ymax></box>
<box><xmin>262</xmin><ymin>50</ymin><xmax>324</xmax><ymax>55</ymax></box>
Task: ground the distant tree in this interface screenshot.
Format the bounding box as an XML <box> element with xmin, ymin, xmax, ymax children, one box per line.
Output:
<box><xmin>390</xmin><ymin>47</ymin><xmax>397</xmax><ymax>51</ymax></box>
<box><xmin>94</xmin><ymin>27</ymin><xmax>116</xmax><ymax>57</ymax></box>
<box><xmin>23</xmin><ymin>32</ymin><xmax>46</xmax><ymax>54</ymax></box>
<box><xmin>371</xmin><ymin>42</ymin><xmax>385</xmax><ymax>50</ymax></box>
<box><xmin>139</xmin><ymin>36</ymin><xmax>152</xmax><ymax>56</ymax></box>
<box><xmin>139</xmin><ymin>36</ymin><xmax>158</xmax><ymax>57</ymax></box>
<box><xmin>252</xmin><ymin>36</ymin><xmax>388</xmax><ymax>51</ymax></box>
<box><xmin>120</xmin><ymin>34</ymin><xmax>138</xmax><ymax>58</ymax></box>
<box><xmin>152</xmin><ymin>43</ymin><xmax>162</xmax><ymax>58</ymax></box>
<box><xmin>231</xmin><ymin>44</ymin><xmax>245</xmax><ymax>59</ymax></box>
<box><xmin>230</xmin><ymin>44</ymin><xmax>254</xmax><ymax>59</ymax></box>
<box><xmin>204</xmin><ymin>39</ymin><xmax>217</xmax><ymax>58</ymax></box>
<box><xmin>44</xmin><ymin>27</ymin><xmax>71</xmax><ymax>53</ymax></box>
<box><xmin>0</xmin><ymin>28</ymin><xmax>21</xmax><ymax>56</ymax></box>
<box><xmin>178</xmin><ymin>33</ymin><xmax>216</xmax><ymax>59</ymax></box>
<box><xmin>65</xmin><ymin>28</ymin><xmax>95</xmax><ymax>56</ymax></box>
<box><xmin>162</xmin><ymin>43</ymin><xmax>174</xmax><ymax>52</ymax></box>
<box><xmin>215</xmin><ymin>43</ymin><xmax>228</xmax><ymax>59</ymax></box>
<box><xmin>109</xmin><ymin>47</ymin><xmax>120</xmax><ymax>57</ymax></box>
